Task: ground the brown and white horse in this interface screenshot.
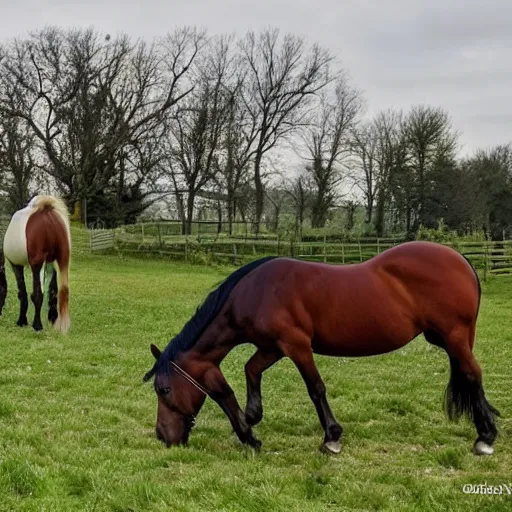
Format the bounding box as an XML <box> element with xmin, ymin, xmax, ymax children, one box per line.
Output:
<box><xmin>0</xmin><ymin>195</ymin><xmax>71</xmax><ymax>333</ymax></box>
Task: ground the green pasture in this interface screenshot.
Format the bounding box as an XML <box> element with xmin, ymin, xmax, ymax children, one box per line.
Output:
<box><xmin>0</xmin><ymin>253</ymin><xmax>510</xmax><ymax>511</ymax></box>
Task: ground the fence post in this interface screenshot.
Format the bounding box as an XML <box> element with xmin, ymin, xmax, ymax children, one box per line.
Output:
<box><xmin>342</xmin><ymin>240</ymin><xmax>345</xmax><ymax>264</ymax></box>
<box><xmin>323</xmin><ymin>233</ymin><xmax>327</xmax><ymax>263</ymax></box>
<box><xmin>157</xmin><ymin>222</ymin><xmax>162</xmax><ymax>247</ymax></box>
<box><xmin>185</xmin><ymin>237</ymin><xmax>189</xmax><ymax>262</ymax></box>
<box><xmin>359</xmin><ymin>240</ymin><xmax>362</xmax><ymax>262</ymax></box>
<box><xmin>483</xmin><ymin>243</ymin><xmax>488</xmax><ymax>282</ymax></box>
<box><xmin>377</xmin><ymin>237</ymin><xmax>380</xmax><ymax>254</ymax></box>
<box><xmin>277</xmin><ymin>234</ymin><xmax>280</xmax><ymax>256</ymax></box>
<box><xmin>233</xmin><ymin>243</ymin><xmax>237</xmax><ymax>265</ymax></box>
<box><xmin>141</xmin><ymin>223</ymin><xmax>145</xmax><ymax>244</ymax></box>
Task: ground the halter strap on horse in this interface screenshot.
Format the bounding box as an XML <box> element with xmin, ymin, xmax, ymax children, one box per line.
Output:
<box><xmin>142</xmin><ymin>359</ymin><xmax>211</xmax><ymax>398</ymax></box>
<box><xmin>169</xmin><ymin>361</ymin><xmax>211</xmax><ymax>398</ymax></box>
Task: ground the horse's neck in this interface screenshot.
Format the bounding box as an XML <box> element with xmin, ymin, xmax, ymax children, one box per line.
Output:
<box><xmin>180</xmin><ymin>338</ymin><xmax>237</xmax><ymax>370</ymax></box>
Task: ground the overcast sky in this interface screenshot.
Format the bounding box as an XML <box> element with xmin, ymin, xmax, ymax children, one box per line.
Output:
<box><xmin>4</xmin><ymin>0</ymin><xmax>511</xmax><ymax>158</ymax></box>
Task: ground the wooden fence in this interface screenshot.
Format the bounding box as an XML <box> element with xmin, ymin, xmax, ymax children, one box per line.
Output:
<box><xmin>90</xmin><ymin>230</ymin><xmax>115</xmax><ymax>251</ymax></box>
<box><xmin>89</xmin><ymin>227</ymin><xmax>512</xmax><ymax>280</ymax></box>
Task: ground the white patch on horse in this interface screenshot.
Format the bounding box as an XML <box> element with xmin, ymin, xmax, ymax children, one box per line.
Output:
<box><xmin>3</xmin><ymin>205</ymin><xmax>33</xmax><ymax>266</ymax></box>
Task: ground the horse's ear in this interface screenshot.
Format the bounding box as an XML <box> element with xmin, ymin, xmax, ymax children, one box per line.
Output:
<box><xmin>150</xmin><ymin>344</ymin><xmax>162</xmax><ymax>360</ymax></box>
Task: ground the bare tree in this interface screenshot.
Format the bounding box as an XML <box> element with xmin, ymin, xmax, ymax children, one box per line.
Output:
<box><xmin>460</xmin><ymin>144</ymin><xmax>512</xmax><ymax>239</ymax></box>
<box><xmin>302</xmin><ymin>75</ymin><xmax>363</xmax><ymax>227</ymax></box>
<box><xmin>0</xmin><ymin>26</ymin><xmax>203</xmax><ymax>222</ymax></box>
<box><xmin>206</xmin><ymin>36</ymin><xmax>252</xmax><ymax>235</ymax></box>
<box><xmin>343</xmin><ymin>199</ymin><xmax>359</xmax><ymax>232</ymax></box>
<box><xmin>0</xmin><ymin>113</ymin><xmax>36</xmax><ymax>211</ymax></box>
<box><xmin>164</xmin><ymin>35</ymin><xmax>232</xmax><ymax>234</ymax></box>
<box><xmin>285</xmin><ymin>171</ymin><xmax>313</xmax><ymax>239</ymax></box>
<box><xmin>264</xmin><ymin>178</ymin><xmax>290</xmax><ymax>232</ymax></box>
<box><xmin>352</xmin><ymin>122</ymin><xmax>377</xmax><ymax>225</ymax></box>
<box><xmin>239</xmin><ymin>28</ymin><xmax>334</xmax><ymax>232</ymax></box>
<box><xmin>352</xmin><ymin>110</ymin><xmax>405</xmax><ymax>235</ymax></box>
<box><xmin>402</xmin><ymin>105</ymin><xmax>458</xmax><ymax>230</ymax></box>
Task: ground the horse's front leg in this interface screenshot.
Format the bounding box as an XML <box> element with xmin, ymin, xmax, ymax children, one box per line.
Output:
<box><xmin>30</xmin><ymin>264</ymin><xmax>44</xmax><ymax>331</ymax></box>
<box><xmin>204</xmin><ymin>366</ymin><xmax>261</xmax><ymax>449</ymax></box>
<box><xmin>244</xmin><ymin>348</ymin><xmax>282</xmax><ymax>426</ymax></box>
<box><xmin>12</xmin><ymin>265</ymin><xmax>28</xmax><ymax>327</ymax></box>
<box><xmin>0</xmin><ymin>253</ymin><xmax>7</xmax><ymax>315</ymax></box>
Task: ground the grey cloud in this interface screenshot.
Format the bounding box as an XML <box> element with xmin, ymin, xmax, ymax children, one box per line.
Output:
<box><xmin>2</xmin><ymin>0</ymin><xmax>511</xmax><ymax>157</ymax></box>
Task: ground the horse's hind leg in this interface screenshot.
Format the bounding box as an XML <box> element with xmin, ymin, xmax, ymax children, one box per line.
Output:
<box><xmin>12</xmin><ymin>265</ymin><xmax>28</xmax><ymax>327</ymax></box>
<box><xmin>439</xmin><ymin>328</ymin><xmax>499</xmax><ymax>455</ymax></box>
<box><xmin>30</xmin><ymin>263</ymin><xmax>44</xmax><ymax>331</ymax></box>
<box><xmin>244</xmin><ymin>348</ymin><xmax>282</xmax><ymax>426</ymax></box>
<box><xmin>48</xmin><ymin>268</ymin><xmax>58</xmax><ymax>324</ymax></box>
<box><xmin>280</xmin><ymin>336</ymin><xmax>343</xmax><ymax>454</ymax></box>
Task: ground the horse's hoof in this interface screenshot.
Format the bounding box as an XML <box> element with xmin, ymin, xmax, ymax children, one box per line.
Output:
<box><xmin>322</xmin><ymin>441</ymin><xmax>342</xmax><ymax>454</ymax></box>
<box><xmin>16</xmin><ymin>319</ymin><xmax>28</xmax><ymax>327</ymax></box>
<box><xmin>33</xmin><ymin>324</ymin><xmax>43</xmax><ymax>332</ymax></box>
<box><xmin>250</xmin><ymin>439</ymin><xmax>262</xmax><ymax>451</ymax></box>
<box><xmin>473</xmin><ymin>441</ymin><xmax>494</xmax><ymax>456</ymax></box>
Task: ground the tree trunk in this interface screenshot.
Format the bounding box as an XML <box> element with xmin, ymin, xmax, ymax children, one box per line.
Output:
<box><xmin>227</xmin><ymin>189</ymin><xmax>235</xmax><ymax>236</ymax></box>
<box><xmin>374</xmin><ymin>189</ymin><xmax>386</xmax><ymax>237</ymax></box>
<box><xmin>406</xmin><ymin>205</ymin><xmax>413</xmax><ymax>237</ymax></box>
<box><xmin>365</xmin><ymin>194</ymin><xmax>373</xmax><ymax>225</ymax></box>
<box><xmin>253</xmin><ymin>153</ymin><xmax>263</xmax><ymax>234</ymax></box>
<box><xmin>312</xmin><ymin>193</ymin><xmax>328</xmax><ymax>228</ymax></box>
<box><xmin>175</xmin><ymin>192</ymin><xmax>186</xmax><ymax>235</ymax></box>
<box><xmin>273</xmin><ymin>206</ymin><xmax>280</xmax><ymax>232</ymax></box>
<box><xmin>80</xmin><ymin>198</ymin><xmax>87</xmax><ymax>227</ymax></box>
<box><xmin>216</xmin><ymin>200</ymin><xmax>223</xmax><ymax>234</ymax></box>
<box><xmin>185</xmin><ymin>190</ymin><xmax>195</xmax><ymax>235</ymax></box>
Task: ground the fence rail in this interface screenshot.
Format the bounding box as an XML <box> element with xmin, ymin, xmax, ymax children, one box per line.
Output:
<box><xmin>85</xmin><ymin>225</ymin><xmax>512</xmax><ymax>280</ymax></box>
<box><xmin>90</xmin><ymin>230</ymin><xmax>115</xmax><ymax>251</ymax></box>
<box><xmin>2</xmin><ymin>213</ymin><xmax>510</xmax><ymax>280</ymax></box>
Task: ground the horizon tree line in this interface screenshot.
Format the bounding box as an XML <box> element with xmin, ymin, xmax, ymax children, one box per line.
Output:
<box><xmin>0</xmin><ymin>26</ymin><xmax>510</xmax><ymax>239</ymax></box>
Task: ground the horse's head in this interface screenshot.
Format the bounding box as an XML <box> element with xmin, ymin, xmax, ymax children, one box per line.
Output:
<box><xmin>144</xmin><ymin>344</ymin><xmax>206</xmax><ymax>447</ymax></box>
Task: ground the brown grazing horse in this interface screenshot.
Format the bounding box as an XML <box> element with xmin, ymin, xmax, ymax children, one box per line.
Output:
<box><xmin>143</xmin><ymin>242</ymin><xmax>499</xmax><ymax>456</ymax></box>
<box><xmin>0</xmin><ymin>195</ymin><xmax>71</xmax><ymax>333</ymax></box>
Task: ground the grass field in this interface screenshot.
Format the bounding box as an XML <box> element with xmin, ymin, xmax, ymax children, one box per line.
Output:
<box><xmin>0</xmin><ymin>253</ymin><xmax>510</xmax><ymax>511</ymax></box>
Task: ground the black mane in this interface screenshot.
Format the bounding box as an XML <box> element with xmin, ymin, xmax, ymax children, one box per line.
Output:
<box><xmin>144</xmin><ymin>256</ymin><xmax>276</xmax><ymax>381</ymax></box>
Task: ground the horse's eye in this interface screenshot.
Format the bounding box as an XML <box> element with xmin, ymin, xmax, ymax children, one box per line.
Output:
<box><xmin>159</xmin><ymin>387</ymin><xmax>170</xmax><ymax>396</ymax></box>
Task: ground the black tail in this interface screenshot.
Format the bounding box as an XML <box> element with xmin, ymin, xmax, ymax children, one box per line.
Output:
<box><xmin>445</xmin><ymin>358</ymin><xmax>500</xmax><ymax>444</ymax></box>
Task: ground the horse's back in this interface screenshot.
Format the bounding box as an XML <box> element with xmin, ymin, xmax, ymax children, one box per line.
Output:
<box><xmin>3</xmin><ymin>206</ymin><xmax>32</xmax><ymax>266</ymax></box>
<box><xmin>370</xmin><ymin>241</ymin><xmax>473</xmax><ymax>277</ymax></box>
<box><xmin>230</xmin><ymin>257</ymin><xmax>409</xmax><ymax>355</ymax></box>
<box><xmin>370</xmin><ymin>241</ymin><xmax>480</xmax><ymax>320</ymax></box>
<box><xmin>229</xmin><ymin>242</ymin><xmax>480</xmax><ymax>357</ymax></box>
